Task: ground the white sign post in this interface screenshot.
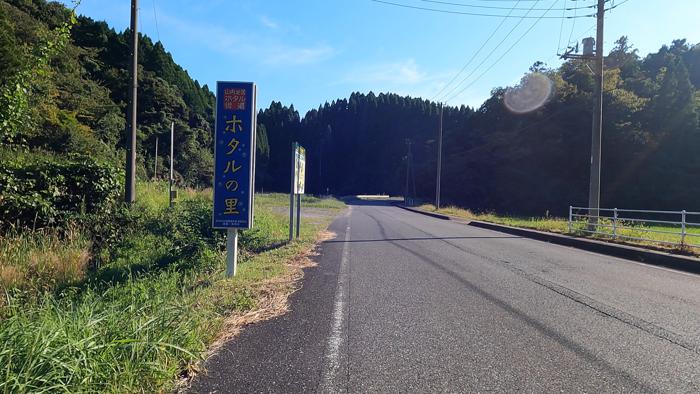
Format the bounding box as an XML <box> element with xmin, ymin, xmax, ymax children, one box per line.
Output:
<box><xmin>212</xmin><ymin>82</ymin><xmax>257</xmax><ymax>278</ymax></box>
<box><xmin>289</xmin><ymin>143</ymin><xmax>306</xmax><ymax>241</ymax></box>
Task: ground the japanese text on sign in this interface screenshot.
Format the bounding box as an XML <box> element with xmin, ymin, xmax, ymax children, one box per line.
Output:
<box><xmin>213</xmin><ymin>82</ymin><xmax>257</xmax><ymax>229</ymax></box>
<box><xmin>294</xmin><ymin>144</ymin><xmax>306</xmax><ymax>195</ymax></box>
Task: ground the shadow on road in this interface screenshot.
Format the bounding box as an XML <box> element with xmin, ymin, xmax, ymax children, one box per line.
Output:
<box><xmin>341</xmin><ymin>197</ymin><xmax>401</xmax><ymax>207</ymax></box>
<box><xmin>324</xmin><ymin>235</ymin><xmax>521</xmax><ymax>244</ymax></box>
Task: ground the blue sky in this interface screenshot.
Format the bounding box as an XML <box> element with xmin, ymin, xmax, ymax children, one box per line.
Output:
<box><xmin>61</xmin><ymin>0</ymin><xmax>700</xmax><ymax>115</ymax></box>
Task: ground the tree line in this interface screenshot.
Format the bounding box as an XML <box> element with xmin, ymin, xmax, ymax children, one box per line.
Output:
<box><xmin>2</xmin><ymin>0</ymin><xmax>699</xmax><ymax>227</ymax></box>
<box><xmin>257</xmin><ymin>37</ymin><xmax>700</xmax><ymax>215</ymax></box>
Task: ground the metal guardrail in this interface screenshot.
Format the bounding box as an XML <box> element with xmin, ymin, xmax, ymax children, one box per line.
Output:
<box><xmin>568</xmin><ymin>206</ymin><xmax>700</xmax><ymax>249</ymax></box>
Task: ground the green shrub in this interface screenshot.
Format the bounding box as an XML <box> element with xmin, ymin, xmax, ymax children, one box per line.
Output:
<box><xmin>0</xmin><ymin>151</ymin><xmax>122</xmax><ymax>229</ymax></box>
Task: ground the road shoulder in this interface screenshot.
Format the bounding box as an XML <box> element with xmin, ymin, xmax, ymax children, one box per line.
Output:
<box><xmin>397</xmin><ymin>204</ymin><xmax>700</xmax><ymax>275</ymax></box>
<box><xmin>185</xmin><ymin>213</ymin><xmax>350</xmax><ymax>393</ymax></box>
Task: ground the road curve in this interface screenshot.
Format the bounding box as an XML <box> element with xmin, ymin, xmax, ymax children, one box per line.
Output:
<box><xmin>189</xmin><ymin>199</ymin><xmax>700</xmax><ymax>393</ymax></box>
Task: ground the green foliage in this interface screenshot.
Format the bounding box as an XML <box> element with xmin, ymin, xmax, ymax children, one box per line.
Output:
<box><xmin>0</xmin><ymin>151</ymin><xmax>122</xmax><ymax>229</ymax></box>
<box><xmin>0</xmin><ymin>0</ymin><xmax>216</xmax><ymax>189</ymax></box>
<box><xmin>150</xmin><ymin>196</ymin><xmax>225</xmax><ymax>263</ymax></box>
<box><xmin>0</xmin><ymin>190</ymin><xmax>345</xmax><ymax>392</ymax></box>
<box><xmin>0</xmin><ymin>2</ymin><xmax>74</xmax><ymax>146</ymax></box>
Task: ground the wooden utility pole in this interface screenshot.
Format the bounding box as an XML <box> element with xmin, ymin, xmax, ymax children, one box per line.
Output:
<box><xmin>436</xmin><ymin>103</ymin><xmax>443</xmax><ymax>210</ymax></box>
<box><xmin>125</xmin><ymin>0</ymin><xmax>139</xmax><ymax>203</ymax></box>
<box><xmin>588</xmin><ymin>0</ymin><xmax>606</xmax><ymax>224</ymax></box>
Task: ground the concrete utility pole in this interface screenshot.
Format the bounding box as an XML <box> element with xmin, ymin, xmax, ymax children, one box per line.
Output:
<box><xmin>125</xmin><ymin>0</ymin><xmax>139</xmax><ymax>203</ymax></box>
<box><xmin>561</xmin><ymin>0</ymin><xmax>606</xmax><ymax>227</ymax></box>
<box><xmin>154</xmin><ymin>136</ymin><xmax>158</xmax><ymax>179</ymax></box>
<box><xmin>588</xmin><ymin>0</ymin><xmax>606</xmax><ymax>224</ymax></box>
<box><xmin>169</xmin><ymin>122</ymin><xmax>174</xmax><ymax>208</ymax></box>
<box><xmin>405</xmin><ymin>139</ymin><xmax>412</xmax><ymax>205</ymax></box>
<box><xmin>436</xmin><ymin>103</ymin><xmax>443</xmax><ymax>210</ymax></box>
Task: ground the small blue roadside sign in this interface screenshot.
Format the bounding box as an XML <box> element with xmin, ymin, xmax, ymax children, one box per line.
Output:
<box><xmin>213</xmin><ymin>81</ymin><xmax>257</xmax><ymax>229</ymax></box>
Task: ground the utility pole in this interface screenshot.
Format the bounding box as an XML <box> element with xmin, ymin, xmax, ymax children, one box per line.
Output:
<box><xmin>561</xmin><ymin>0</ymin><xmax>605</xmax><ymax>227</ymax></box>
<box><xmin>588</xmin><ymin>0</ymin><xmax>606</xmax><ymax>225</ymax></box>
<box><xmin>435</xmin><ymin>103</ymin><xmax>443</xmax><ymax>210</ymax></box>
<box><xmin>404</xmin><ymin>139</ymin><xmax>412</xmax><ymax>205</ymax></box>
<box><xmin>169</xmin><ymin>122</ymin><xmax>174</xmax><ymax>208</ymax></box>
<box><xmin>125</xmin><ymin>0</ymin><xmax>139</xmax><ymax>203</ymax></box>
<box><xmin>153</xmin><ymin>136</ymin><xmax>158</xmax><ymax>179</ymax></box>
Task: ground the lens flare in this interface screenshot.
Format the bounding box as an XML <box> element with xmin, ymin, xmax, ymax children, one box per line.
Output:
<box><xmin>503</xmin><ymin>73</ymin><xmax>554</xmax><ymax>114</ymax></box>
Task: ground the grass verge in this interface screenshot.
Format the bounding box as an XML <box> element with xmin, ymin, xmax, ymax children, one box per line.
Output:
<box><xmin>417</xmin><ymin>204</ymin><xmax>700</xmax><ymax>256</ymax></box>
<box><xmin>0</xmin><ymin>185</ymin><xmax>345</xmax><ymax>393</ymax></box>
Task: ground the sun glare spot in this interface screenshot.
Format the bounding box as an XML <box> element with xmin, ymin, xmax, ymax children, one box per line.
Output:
<box><xmin>503</xmin><ymin>73</ymin><xmax>554</xmax><ymax>114</ymax></box>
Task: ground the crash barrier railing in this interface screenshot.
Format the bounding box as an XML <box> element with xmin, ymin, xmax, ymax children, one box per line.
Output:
<box><xmin>568</xmin><ymin>206</ymin><xmax>700</xmax><ymax>249</ymax></box>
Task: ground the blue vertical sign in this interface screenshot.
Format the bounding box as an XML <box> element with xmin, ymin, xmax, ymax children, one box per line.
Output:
<box><xmin>213</xmin><ymin>81</ymin><xmax>256</xmax><ymax>229</ymax></box>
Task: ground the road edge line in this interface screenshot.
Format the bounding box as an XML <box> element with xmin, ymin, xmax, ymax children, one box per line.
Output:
<box><xmin>319</xmin><ymin>209</ymin><xmax>351</xmax><ymax>393</ymax></box>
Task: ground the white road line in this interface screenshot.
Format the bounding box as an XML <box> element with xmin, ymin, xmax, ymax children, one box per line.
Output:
<box><xmin>320</xmin><ymin>211</ymin><xmax>351</xmax><ymax>393</ymax></box>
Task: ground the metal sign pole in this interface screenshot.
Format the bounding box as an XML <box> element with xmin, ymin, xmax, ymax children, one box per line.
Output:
<box><xmin>296</xmin><ymin>193</ymin><xmax>301</xmax><ymax>239</ymax></box>
<box><xmin>289</xmin><ymin>142</ymin><xmax>296</xmax><ymax>241</ymax></box>
<box><xmin>226</xmin><ymin>229</ymin><xmax>238</xmax><ymax>277</ymax></box>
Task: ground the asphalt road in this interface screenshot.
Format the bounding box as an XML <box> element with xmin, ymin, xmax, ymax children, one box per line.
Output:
<box><xmin>189</xmin><ymin>199</ymin><xmax>700</xmax><ymax>393</ymax></box>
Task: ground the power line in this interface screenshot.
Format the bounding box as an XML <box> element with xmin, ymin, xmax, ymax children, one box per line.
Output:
<box><xmin>547</xmin><ymin>23</ymin><xmax>595</xmax><ymax>63</ymax></box>
<box><xmin>565</xmin><ymin>2</ymin><xmax>578</xmax><ymax>50</ymax></box>
<box><xmin>431</xmin><ymin>0</ymin><xmax>524</xmax><ymax>101</ymax></box>
<box><xmin>561</xmin><ymin>0</ymin><xmax>629</xmax><ymax>54</ymax></box>
<box><xmin>421</xmin><ymin>0</ymin><xmax>596</xmax><ymax>11</ymax></box>
<box><xmin>604</xmin><ymin>0</ymin><xmax>630</xmax><ymax>12</ymax></box>
<box><xmin>444</xmin><ymin>0</ymin><xmax>562</xmax><ymax>103</ymax></box>
<box><xmin>556</xmin><ymin>0</ymin><xmax>567</xmax><ymax>53</ymax></box>
<box><xmin>436</xmin><ymin>0</ymin><xmax>544</xmax><ymax>102</ymax></box>
<box><xmin>152</xmin><ymin>0</ymin><xmax>161</xmax><ymax>43</ymax></box>
<box><xmin>371</xmin><ymin>0</ymin><xmax>598</xmax><ymax>18</ymax></box>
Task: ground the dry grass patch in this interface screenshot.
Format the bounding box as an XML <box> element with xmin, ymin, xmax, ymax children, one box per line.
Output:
<box><xmin>0</xmin><ymin>228</ymin><xmax>91</xmax><ymax>293</ymax></box>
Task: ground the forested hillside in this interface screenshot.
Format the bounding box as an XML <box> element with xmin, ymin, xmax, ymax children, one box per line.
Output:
<box><xmin>0</xmin><ymin>0</ymin><xmax>216</xmax><ymax>184</ymax></box>
<box><xmin>257</xmin><ymin>38</ymin><xmax>700</xmax><ymax>215</ymax></box>
<box><xmin>2</xmin><ymin>0</ymin><xmax>699</xmax><ymax>224</ymax></box>
<box><xmin>0</xmin><ymin>0</ymin><xmax>224</xmax><ymax>227</ymax></box>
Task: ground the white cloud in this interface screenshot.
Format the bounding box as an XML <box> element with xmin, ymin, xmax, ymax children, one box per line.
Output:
<box><xmin>333</xmin><ymin>60</ymin><xmax>490</xmax><ymax>107</ymax></box>
<box><xmin>264</xmin><ymin>44</ymin><xmax>335</xmax><ymax>66</ymax></box>
<box><xmin>260</xmin><ymin>16</ymin><xmax>279</xmax><ymax>29</ymax></box>
<box><xmin>341</xmin><ymin>59</ymin><xmax>426</xmax><ymax>85</ymax></box>
<box><xmin>158</xmin><ymin>12</ymin><xmax>334</xmax><ymax>67</ymax></box>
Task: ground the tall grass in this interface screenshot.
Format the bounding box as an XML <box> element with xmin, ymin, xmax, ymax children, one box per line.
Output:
<box><xmin>0</xmin><ymin>186</ymin><xmax>345</xmax><ymax>392</ymax></box>
<box><xmin>135</xmin><ymin>180</ymin><xmax>171</xmax><ymax>213</ymax></box>
<box><xmin>0</xmin><ymin>228</ymin><xmax>90</xmax><ymax>294</ymax></box>
<box><xmin>0</xmin><ymin>270</ymin><xmax>214</xmax><ymax>392</ymax></box>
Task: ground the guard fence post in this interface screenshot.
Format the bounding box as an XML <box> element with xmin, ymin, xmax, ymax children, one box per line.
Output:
<box><xmin>681</xmin><ymin>210</ymin><xmax>687</xmax><ymax>247</ymax></box>
<box><xmin>613</xmin><ymin>208</ymin><xmax>618</xmax><ymax>239</ymax></box>
<box><xmin>568</xmin><ymin>206</ymin><xmax>573</xmax><ymax>233</ymax></box>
